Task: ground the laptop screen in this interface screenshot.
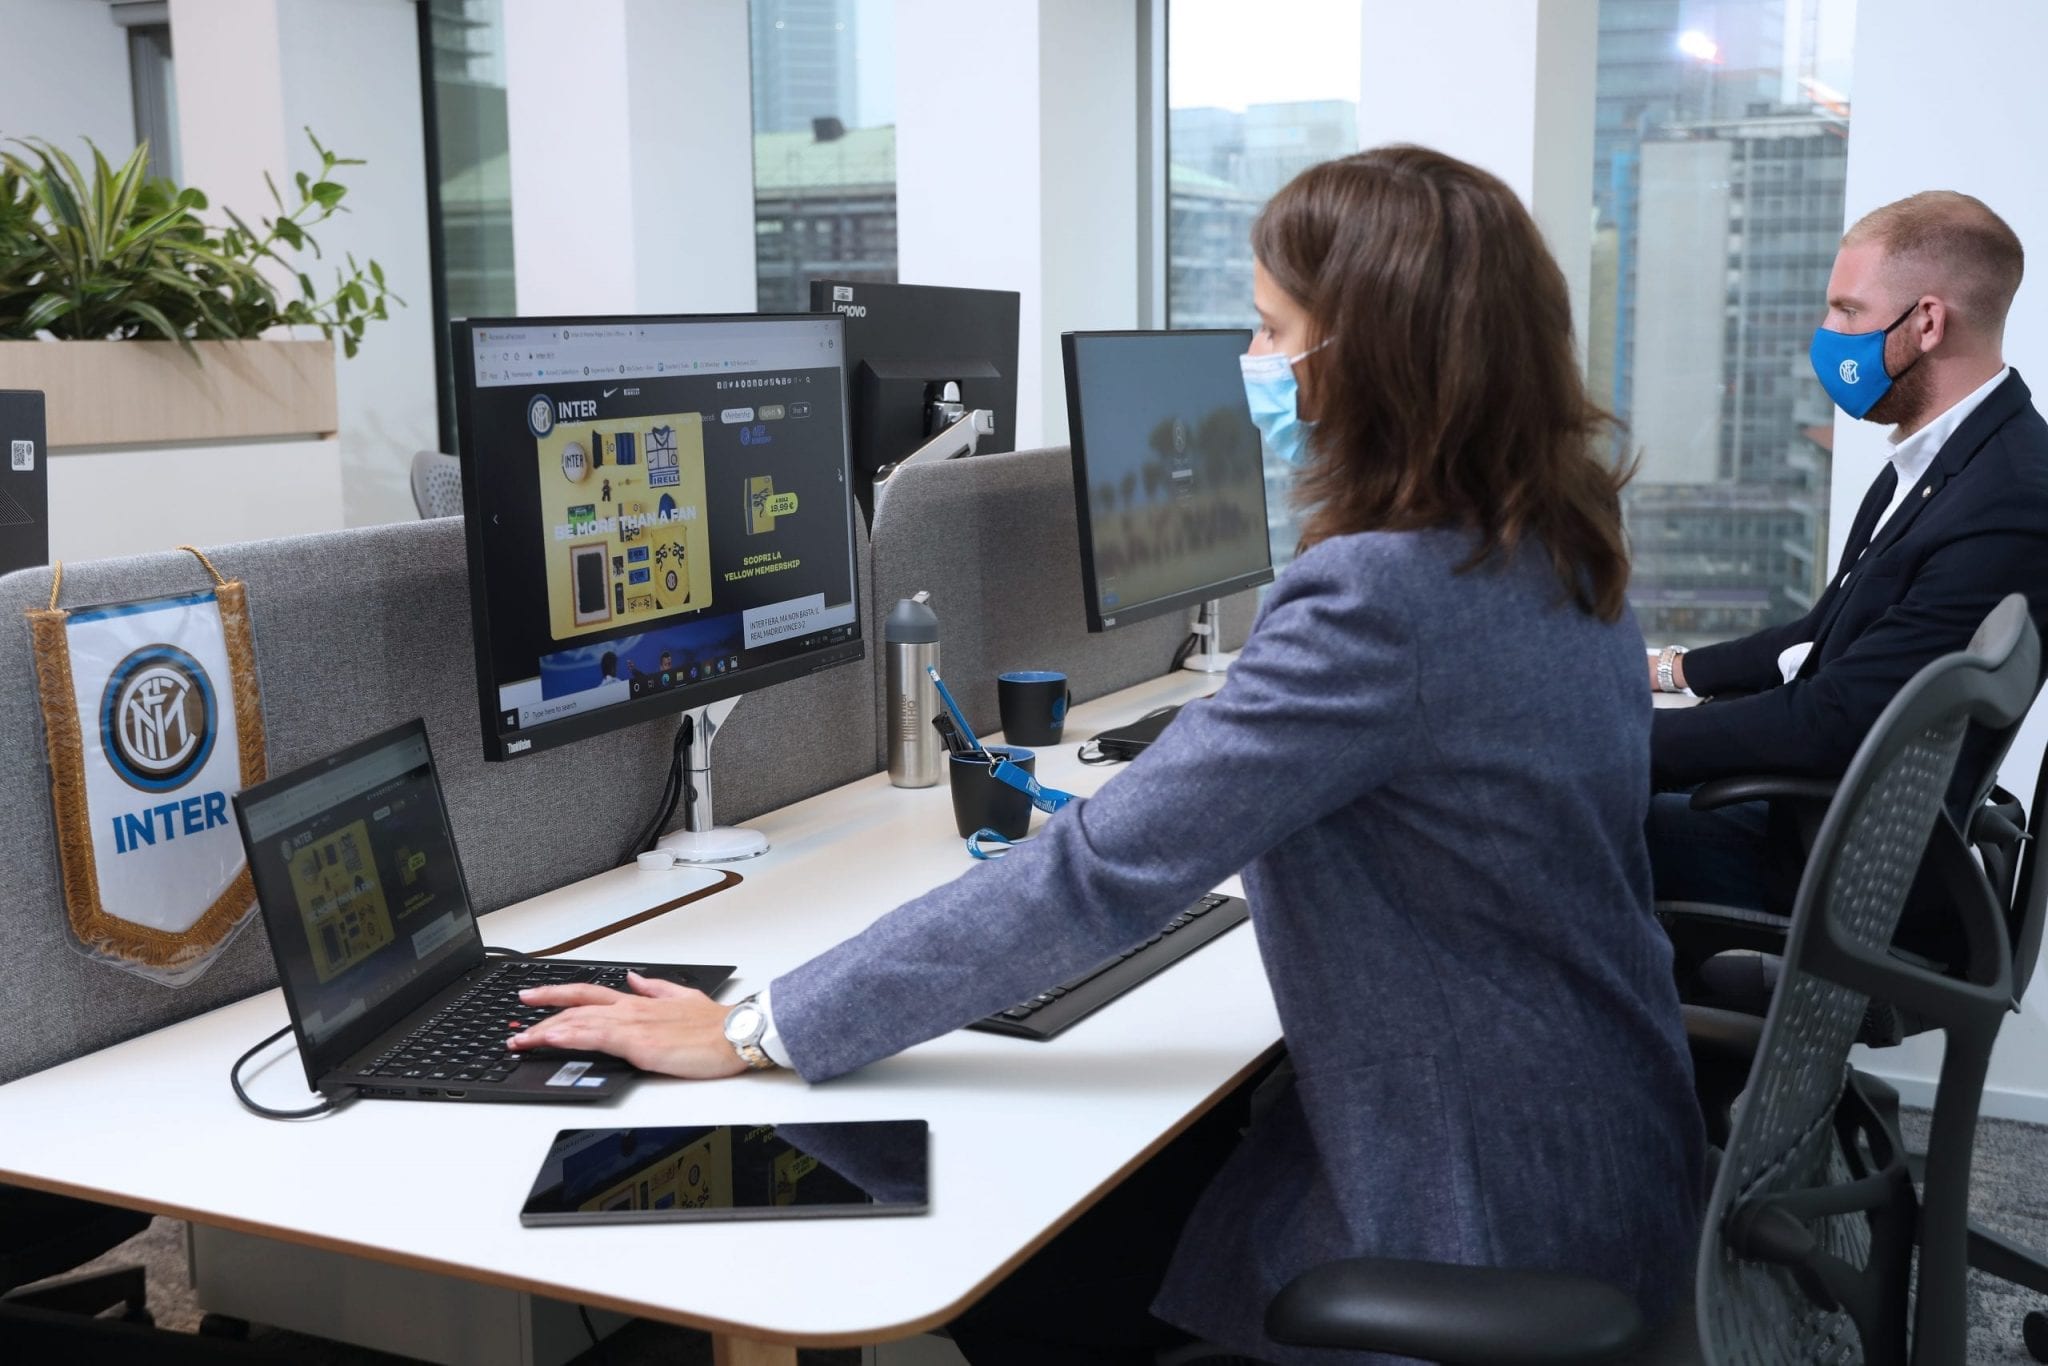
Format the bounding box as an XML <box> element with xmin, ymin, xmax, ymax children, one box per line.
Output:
<box><xmin>237</xmin><ymin>721</ymin><xmax>482</xmax><ymax>1074</ymax></box>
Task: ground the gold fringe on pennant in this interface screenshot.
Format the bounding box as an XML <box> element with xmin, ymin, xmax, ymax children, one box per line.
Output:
<box><xmin>29</xmin><ymin>551</ymin><xmax>269</xmax><ymax>975</ymax></box>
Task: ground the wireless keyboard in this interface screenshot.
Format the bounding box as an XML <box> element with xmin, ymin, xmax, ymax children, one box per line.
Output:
<box><xmin>968</xmin><ymin>893</ymin><xmax>1250</xmax><ymax>1040</ymax></box>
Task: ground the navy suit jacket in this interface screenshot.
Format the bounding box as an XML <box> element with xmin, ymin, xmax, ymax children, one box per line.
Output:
<box><xmin>771</xmin><ymin>531</ymin><xmax>1705</xmax><ymax>1364</ymax></box>
<box><xmin>1655</xmin><ymin>370</ymin><xmax>2048</xmax><ymax>797</ymax></box>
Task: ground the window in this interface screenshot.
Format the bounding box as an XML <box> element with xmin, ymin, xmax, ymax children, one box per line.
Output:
<box><xmin>1166</xmin><ymin>0</ymin><xmax>1361</xmax><ymax>571</ymax></box>
<box><xmin>110</xmin><ymin>2</ymin><xmax>178</xmax><ymax>181</ymax></box>
<box><xmin>749</xmin><ymin>0</ymin><xmax>897</xmax><ymax>315</ymax></box>
<box><xmin>1590</xmin><ymin>0</ymin><xmax>1857</xmax><ymax>645</ymax></box>
<box><xmin>420</xmin><ymin>0</ymin><xmax>517</xmax><ymax>450</ymax></box>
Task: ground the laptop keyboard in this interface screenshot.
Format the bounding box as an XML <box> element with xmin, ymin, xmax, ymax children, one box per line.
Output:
<box><xmin>357</xmin><ymin>960</ymin><xmax>639</xmax><ymax>1084</ymax></box>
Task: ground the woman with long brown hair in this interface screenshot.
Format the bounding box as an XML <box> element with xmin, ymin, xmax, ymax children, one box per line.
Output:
<box><xmin>515</xmin><ymin>146</ymin><xmax>1706</xmax><ymax>1364</ymax></box>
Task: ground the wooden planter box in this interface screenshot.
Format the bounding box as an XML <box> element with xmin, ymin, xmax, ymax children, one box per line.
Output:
<box><xmin>0</xmin><ymin>338</ymin><xmax>337</xmax><ymax>448</ymax></box>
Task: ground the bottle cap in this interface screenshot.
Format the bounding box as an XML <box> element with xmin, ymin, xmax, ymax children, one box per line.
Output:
<box><xmin>884</xmin><ymin>594</ymin><xmax>939</xmax><ymax>644</ymax></box>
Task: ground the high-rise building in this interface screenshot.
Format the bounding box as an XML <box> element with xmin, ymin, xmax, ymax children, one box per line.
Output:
<box><xmin>750</xmin><ymin>0</ymin><xmax>859</xmax><ymax>136</ymax></box>
<box><xmin>1172</xmin><ymin>100</ymin><xmax>1357</xmax><ymax>204</ymax></box>
<box><xmin>752</xmin><ymin>124</ymin><xmax>896</xmax><ymax>314</ymax></box>
<box><xmin>1594</xmin><ymin>0</ymin><xmax>1785</xmax><ymax>432</ymax></box>
<box><xmin>1167</xmin><ymin>164</ymin><xmax>1261</xmax><ymax>330</ymax></box>
<box><xmin>1626</xmin><ymin>106</ymin><xmax>1846</xmax><ymax>639</ymax></box>
<box><xmin>1166</xmin><ymin>100</ymin><xmax>1356</xmax><ymax>329</ymax></box>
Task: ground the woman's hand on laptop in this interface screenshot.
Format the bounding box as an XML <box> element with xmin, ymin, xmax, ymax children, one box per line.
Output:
<box><xmin>508</xmin><ymin>973</ymin><xmax>749</xmax><ymax>1079</ymax></box>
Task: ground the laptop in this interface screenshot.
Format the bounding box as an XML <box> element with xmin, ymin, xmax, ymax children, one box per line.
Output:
<box><xmin>0</xmin><ymin>390</ymin><xmax>49</xmax><ymax>577</ymax></box>
<box><xmin>234</xmin><ymin>718</ymin><xmax>735</xmax><ymax>1103</ymax></box>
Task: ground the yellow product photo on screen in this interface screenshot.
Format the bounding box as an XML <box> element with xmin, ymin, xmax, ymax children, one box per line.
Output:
<box><xmin>287</xmin><ymin>819</ymin><xmax>395</xmax><ymax>983</ymax></box>
<box><xmin>535</xmin><ymin>412</ymin><xmax>713</xmax><ymax>639</ymax></box>
<box><xmin>578</xmin><ymin>1126</ymin><xmax>734</xmax><ymax>1213</ymax></box>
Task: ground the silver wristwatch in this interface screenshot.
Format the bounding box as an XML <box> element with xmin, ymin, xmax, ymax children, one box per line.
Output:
<box><xmin>722</xmin><ymin>995</ymin><xmax>776</xmax><ymax>1070</ymax></box>
<box><xmin>1656</xmin><ymin>644</ymin><xmax>1688</xmax><ymax>694</ymax></box>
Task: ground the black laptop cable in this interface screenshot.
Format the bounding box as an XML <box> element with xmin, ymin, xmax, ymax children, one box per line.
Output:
<box><xmin>621</xmin><ymin>713</ymin><xmax>692</xmax><ymax>865</ymax></box>
<box><xmin>230</xmin><ymin>1024</ymin><xmax>359</xmax><ymax>1121</ymax></box>
<box><xmin>577</xmin><ymin>1304</ymin><xmax>611</xmax><ymax>1361</ymax></box>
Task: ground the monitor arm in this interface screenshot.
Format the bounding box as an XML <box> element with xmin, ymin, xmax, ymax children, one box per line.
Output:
<box><xmin>872</xmin><ymin>406</ymin><xmax>998</xmax><ymax>508</ymax></box>
<box><xmin>655</xmin><ymin>696</ymin><xmax>770</xmax><ymax>863</ymax></box>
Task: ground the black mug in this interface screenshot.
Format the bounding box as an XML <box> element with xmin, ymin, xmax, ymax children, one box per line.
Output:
<box><xmin>949</xmin><ymin>746</ymin><xmax>1036</xmax><ymax>839</ymax></box>
<box><xmin>998</xmin><ymin>671</ymin><xmax>1071</xmax><ymax>746</ymax></box>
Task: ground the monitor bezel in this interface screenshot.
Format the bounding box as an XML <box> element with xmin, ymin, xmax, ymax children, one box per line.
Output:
<box><xmin>1061</xmin><ymin>329</ymin><xmax>1276</xmax><ymax>634</ymax></box>
<box><xmin>453</xmin><ymin>312</ymin><xmax>866</xmax><ymax>762</ymax></box>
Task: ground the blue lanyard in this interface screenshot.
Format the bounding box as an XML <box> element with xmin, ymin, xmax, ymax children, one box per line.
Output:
<box><xmin>928</xmin><ymin>665</ymin><xmax>1078</xmax><ymax>857</ymax></box>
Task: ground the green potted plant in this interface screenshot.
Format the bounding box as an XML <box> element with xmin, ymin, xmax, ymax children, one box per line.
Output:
<box><xmin>0</xmin><ymin>129</ymin><xmax>400</xmax><ymax>448</ymax></box>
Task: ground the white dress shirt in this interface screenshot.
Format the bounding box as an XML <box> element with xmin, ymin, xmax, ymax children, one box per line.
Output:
<box><xmin>1771</xmin><ymin>366</ymin><xmax>2012</xmax><ymax>685</ymax></box>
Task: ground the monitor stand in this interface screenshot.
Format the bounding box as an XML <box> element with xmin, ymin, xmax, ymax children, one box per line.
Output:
<box><xmin>1180</xmin><ymin>598</ymin><xmax>1235</xmax><ymax>674</ymax></box>
<box><xmin>656</xmin><ymin>698</ymin><xmax>770</xmax><ymax>863</ymax></box>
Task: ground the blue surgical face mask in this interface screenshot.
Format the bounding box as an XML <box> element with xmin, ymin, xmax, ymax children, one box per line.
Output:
<box><xmin>1239</xmin><ymin>340</ymin><xmax>1328</xmax><ymax>466</ymax></box>
<box><xmin>1810</xmin><ymin>302</ymin><xmax>1922</xmax><ymax>420</ymax></box>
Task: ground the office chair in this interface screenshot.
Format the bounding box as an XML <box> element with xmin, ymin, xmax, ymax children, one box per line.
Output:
<box><xmin>0</xmin><ymin>1185</ymin><xmax>152</xmax><ymax>1323</ymax></box>
<box><xmin>1262</xmin><ymin>593</ymin><xmax>2042</xmax><ymax>1365</ymax></box>
<box><xmin>1666</xmin><ymin>618</ymin><xmax>2048</xmax><ymax>1361</ymax></box>
<box><xmin>1</xmin><ymin>1190</ymin><xmax>284</xmax><ymax>1358</ymax></box>
<box><xmin>410</xmin><ymin>449</ymin><xmax>464</xmax><ymax>519</ymax></box>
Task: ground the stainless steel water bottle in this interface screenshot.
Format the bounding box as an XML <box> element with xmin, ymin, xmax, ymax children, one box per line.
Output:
<box><xmin>885</xmin><ymin>591</ymin><xmax>942</xmax><ymax>787</ymax></box>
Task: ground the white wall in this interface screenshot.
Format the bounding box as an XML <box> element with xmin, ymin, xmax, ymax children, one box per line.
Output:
<box><xmin>895</xmin><ymin>0</ymin><xmax>1143</xmax><ymax>450</ymax></box>
<box><xmin>0</xmin><ymin>0</ymin><xmax>134</xmax><ymax>152</ymax></box>
<box><xmin>169</xmin><ymin>0</ymin><xmax>435</xmax><ymax>532</ymax></box>
<box><xmin>275</xmin><ymin>0</ymin><xmax>439</xmax><ymax>527</ymax></box>
<box><xmin>1837</xmin><ymin>0</ymin><xmax>2048</xmax><ymax>1122</ymax></box>
<box><xmin>504</xmin><ymin>0</ymin><xmax>757</xmax><ymax>316</ymax></box>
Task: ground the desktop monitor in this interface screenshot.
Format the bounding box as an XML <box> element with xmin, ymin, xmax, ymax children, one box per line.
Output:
<box><xmin>811</xmin><ymin>280</ymin><xmax>1019</xmax><ymax>524</ymax></box>
<box><xmin>1061</xmin><ymin>330</ymin><xmax>1275</xmax><ymax>633</ymax></box>
<box><xmin>0</xmin><ymin>390</ymin><xmax>49</xmax><ymax>578</ymax></box>
<box><xmin>454</xmin><ymin>313</ymin><xmax>865</xmax><ymax>763</ymax></box>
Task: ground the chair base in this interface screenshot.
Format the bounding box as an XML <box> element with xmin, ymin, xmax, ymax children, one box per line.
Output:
<box><xmin>2024</xmin><ymin>1309</ymin><xmax>2048</xmax><ymax>1363</ymax></box>
<box><xmin>2</xmin><ymin>1263</ymin><xmax>149</xmax><ymax>1322</ymax></box>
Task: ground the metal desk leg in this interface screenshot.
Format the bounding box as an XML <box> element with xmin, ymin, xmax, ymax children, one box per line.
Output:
<box><xmin>711</xmin><ymin>1334</ymin><xmax>798</xmax><ymax>1366</ymax></box>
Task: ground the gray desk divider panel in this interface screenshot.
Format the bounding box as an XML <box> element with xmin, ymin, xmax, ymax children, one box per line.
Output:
<box><xmin>866</xmin><ymin>445</ymin><xmax>1258</xmax><ymax>765</ymax></box>
<box><xmin>0</xmin><ymin>516</ymin><xmax>877</xmax><ymax>1084</ymax></box>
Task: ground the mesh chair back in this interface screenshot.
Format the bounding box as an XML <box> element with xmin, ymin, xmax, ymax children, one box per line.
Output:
<box><xmin>411</xmin><ymin>449</ymin><xmax>464</xmax><ymax>519</ymax></box>
<box><xmin>2004</xmin><ymin>738</ymin><xmax>2048</xmax><ymax>1004</ymax></box>
<box><xmin>1699</xmin><ymin>595</ymin><xmax>2040</xmax><ymax>1366</ymax></box>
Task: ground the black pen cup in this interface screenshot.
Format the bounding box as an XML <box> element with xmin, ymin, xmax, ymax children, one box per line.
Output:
<box><xmin>998</xmin><ymin>671</ymin><xmax>1071</xmax><ymax>746</ymax></box>
<box><xmin>949</xmin><ymin>746</ymin><xmax>1036</xmax><ymax>840</ymax></box>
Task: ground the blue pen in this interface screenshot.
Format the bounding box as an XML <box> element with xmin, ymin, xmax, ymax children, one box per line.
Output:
<box><xmin>926</xmin><ymin>665</ymin><xmax>984</xmax><ymax>754</ymax></box>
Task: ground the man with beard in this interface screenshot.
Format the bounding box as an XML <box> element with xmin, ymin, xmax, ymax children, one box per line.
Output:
<box><xmin>1644</xmin><ymin>190</ymin><xmax>2048</xmax><ymax>964</ymax></box>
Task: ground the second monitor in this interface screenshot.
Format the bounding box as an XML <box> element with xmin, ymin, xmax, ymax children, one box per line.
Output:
<box><xmin>813</xmin><ymin>280</ymin><xmax>1020</xmax><ymax>524</ymax></box>
<box><xmin>1062</xmin><ymin>330</ymin><xmax>1275</xmax><ymax>640</ymax></box>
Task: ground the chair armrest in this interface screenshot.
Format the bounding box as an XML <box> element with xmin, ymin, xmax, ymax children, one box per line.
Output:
<box><xmin>1265</xmin><ymin>1258</ymin><xmax>1647</xmax><ymax>1365</ymax></box>
<box><xmin>1683</xmin><ymin>1004</ymin><xmax>1766</xmax><ymax>1062</ymax></box>
<box><xmin>1689</xmin><ymin>774</ymin><xmax>1839</xmax><ymax>811</ymax></box>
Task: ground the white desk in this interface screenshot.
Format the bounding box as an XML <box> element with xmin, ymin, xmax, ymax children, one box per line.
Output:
<box><xmin>0</xmin><ymin>670</ymin><xmax>1280</xmax><ymax>1365</ymax></box>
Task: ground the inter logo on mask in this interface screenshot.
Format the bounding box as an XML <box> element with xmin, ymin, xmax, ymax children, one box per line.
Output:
<box><xmin>1839</xmin><ymin>359</ymin><xmax>1860</xmax><ymax>384</ymax></box>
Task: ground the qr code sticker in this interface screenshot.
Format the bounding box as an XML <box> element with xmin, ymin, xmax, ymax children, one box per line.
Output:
<box><xmin>8</xmin><ymin>440</ymin><xmax>31</xmax><ymax>472</ymax></box>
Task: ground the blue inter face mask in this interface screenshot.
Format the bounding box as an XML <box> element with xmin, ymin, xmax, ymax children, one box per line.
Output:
<box><xmin>1810</xmin><ymin>302</ymin><xmax>1922</xmax><ymax>420</ymax></box>
<box><xmin>1239</xmin><ymin>341</ymin><xmax>1327</xmax><ymax>466</ymax></box>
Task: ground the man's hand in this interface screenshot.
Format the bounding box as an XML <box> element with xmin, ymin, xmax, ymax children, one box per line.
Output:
<box><xmin>508</xmin><ymin>972</ymin><xmax>751</xmax><ymax>1079</ymax></box>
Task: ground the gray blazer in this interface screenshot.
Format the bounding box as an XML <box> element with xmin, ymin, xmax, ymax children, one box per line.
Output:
<box><xmin>772</xmin><ymin>529</ymin><xmax>1705</xmax><ymax>1363</ymax></box>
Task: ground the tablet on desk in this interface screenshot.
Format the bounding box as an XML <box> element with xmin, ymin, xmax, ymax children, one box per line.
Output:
<box><xmin>519</xmin><ymin>1120</ymin><xmax>929</xmax><ymax>1226</ymax></box>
